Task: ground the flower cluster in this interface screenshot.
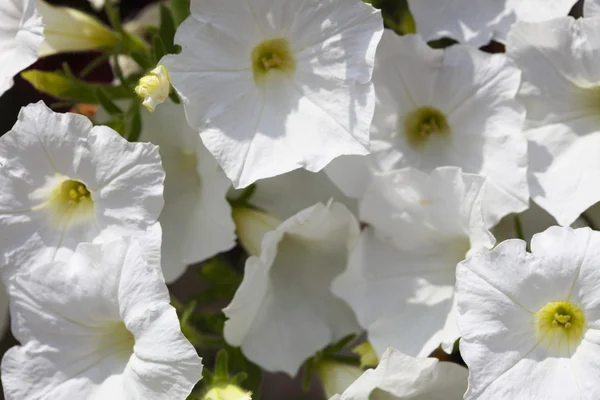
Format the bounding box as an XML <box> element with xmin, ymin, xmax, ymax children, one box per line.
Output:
<box><xmin>0</xmin><ymin>0</ymin><xmax>599</xmax><ymax>399</ymax></box>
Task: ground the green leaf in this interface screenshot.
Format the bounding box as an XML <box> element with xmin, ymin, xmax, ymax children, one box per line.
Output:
<box><xmin>159</xmin><ymin>5</ymin><xmax>177</xmax><ymax>54</ymax></box>
<box><xmin>168</xmin><ymin>87</ymin><xmax>181</xmax><ymax>104</ymax></box>
<box><xmin>170</xmin><ymin>0</ymin><xmax>191</xmax><ymax>26</ymax></box>
<box><xmin>126</xmin><ymin>106</ymin><xmax>142</xmax><ymax>142</ymax></box>
<box><xmin>95</xmin><ymin>88</ymin><xmax>122</xmax><ymax>115</ymax></box>
<box><xmin>130</xmin><ymin>51</ymin><xmax>153</xmax><ymax>70</ymax></box>
<box><xmin>152</xmin><ymin>34</ymin><xmax>167</xmax><ymax>64</ymax></box>
<box><xmin>214</xmin><ymin>350</ymin><xmax>230</xmax><ymax>382</ymax></box>
<box><xmin>22</xmin><ymin>70</ymin><xmax>134</xmax><ymax>104</ymax></box>
<box><xmin>104</xmin><ymin>1</ymin><xmax>124</xmax><ymax>32</ymax></box>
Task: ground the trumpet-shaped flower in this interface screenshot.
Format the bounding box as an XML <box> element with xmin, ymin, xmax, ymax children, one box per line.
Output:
<box><xmin>332</xmin><ymin>167</ymin><xmax>495</xmax><ymax>358</ymax></box>
<box><xmin>507</xmin><ymin>17</ymin><xmax>600</xmax><ymax>226</ymax></box>
<box><xmin>326</xmin><ymin>32</ymin><xmax>528</xmax><ymax>225</ymax></box>
<box><xmin>456</xmin><ymin>226</ymin><xmax>600</xmax><ymax>399</ymax></box>
<box><xmin>0</xmin><ymin>101</ymin><xmax>164</xmax><ymax>269</ymax></box>
<box><xmin>1</xmin><ymin>232</ymin><xmax>202</xmax><ymax>400</ymax></box>
<box><xmin>223</xmin><ymin>201</ymin><xmax>361</xmax><ymax>375</ymax></box>
<box><xmin>139</xmin><ymin>100</ymin><xmax>235</xmax><ymax>282</ymax></box>
<box><xmin>330</xmin><ymin>347</ymin><xmax>468</xmax><ymax>400</ymax></box>
<box><xmin>407</xmin><ymin>0</ymin><xmax>577</xmax><ymax>46</ymax></box>
<box><xmin>161</xmin><ymin>0</ymin><xmax>383</xmax><ymax>188</ymax></box>
<box><xmin>0</xmin><ymin>0</ymin><xmax>44</xmax><ymax>96</ymax></box>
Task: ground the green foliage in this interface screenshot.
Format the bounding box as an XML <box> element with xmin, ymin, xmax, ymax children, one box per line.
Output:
<box><xmin>368</xmin><ymin>0</ymin><xmax>416</xmax><ymax>35</ymax></box>
<box><xmin>22</xmin><ymin>70</ymin><xmax>133</xmax><ymax>104</ymax></box>
<box><xmin>170</xmin><ymin>0</ymin><xmax>191</xmax><ymax>26</ymax></box>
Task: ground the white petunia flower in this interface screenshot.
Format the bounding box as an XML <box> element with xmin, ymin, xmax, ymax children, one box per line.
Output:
<box><xmin>507</xmin><ymin>17</ymin><xmax>600</xmax><ymax>226</ymax></box>
<box><xmin>0</xmin><ymin>101</ymin><xmax>164</xmax><ymax>269</ymax></box>
<box><xmin>457</xmin><ymin>226</ymin><xmax>600</xmax><ymax>399</ymax></box>
<box><xmin>246</xmin><ymin>169</ymin><xmax>358</xmax><ymax>220</ymax></box>
<box><xmin>161</xmin><ymin>0</ymin><xmax>383</xmax><ymax>188</ymax></box>
<box><xmin>585</xmin><ymin>0</ymin><xmax>600</xmax><ymax>17</ymax></box>
<box><xmin>223</xmin><ymin>201</ymin><xmax>361</xmax><ymax>376</ymax></box>
<box><xmin>139</xmin><ymin>100</ymin><xmax>235</xmax><ymax>283</ymax></box>
<box><xmin>407</xmin><ymin>0</ymin><xmax>577</xmax><ymax>46</ymax></box>
<box><xmin>332</xmin><ymin>167</ymin><xmax>495</xmax><ymax>358</ymax></box>
<box><xmin>326</xmin><ymin>32</ymin><xmax>528</xmax><ymax>226</ymax></box>
<box><xmin>37</xmin><ymin>0</ymin><xmax>120</xmax><ymax>57</ymax></box>
<box><xmin>0</xmin><ymin>0</ymin><xmax>44</xmax><ymax>96</ymax></box>
<box><xmin>331</xmin><ymin>347</ymin><xmax>468</xmax><ymax>400</ymax></box>
<box><xmin>1</xmin><ymin>231</ymin><xmax>202</xmax><ymax>400</ymax></box>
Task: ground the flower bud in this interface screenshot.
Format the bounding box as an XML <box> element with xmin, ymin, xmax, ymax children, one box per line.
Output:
<box><xmin>316</xmin><ymin>360</ymin><xmax>363</xmax><ymax>399</ymax></box>
<box><xmin>135</xmin><ymin>65</ymin><xmax>171</xmax><ymax>112</ymax></box>
<box><xmin>231</xmin><ymin>207</ymin><xmax>281</xmax><ymax>257</ymax></box>
<box><xmin>203</xmin><ymin>384</ymin><xmax>252</xmax><ymax>400</ymax></box>
<box><xmin>37</xmin><ymin>0</ymin><xmax>120</xmax><ymax>57</ymax></box>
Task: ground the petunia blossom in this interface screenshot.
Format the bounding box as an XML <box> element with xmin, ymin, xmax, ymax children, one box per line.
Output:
<box><xmin>0</xmin><ymin>101</ymin><xmax>164</xmax><ymax>269</ymax></box>
<box><xmin>161</xmin><ymin>0</ymin><xmax>383</xmax><ymax>188</ymax></box>
<box><xmin>326</xmin><ymin>32</ymin><xmax>528</xmax><ymax>226</ymax></box>
<box><xmin>330</xmin><ymin>347</ymin><xmax>468</xmax><ymax>400</ymax></box>
<box><xmin>138</xmin><ymin>100</ymin><xmax>236</xmax><ymax>283</ymax></box>
<box><xmin>0</xmin><ymin>0</ymin><xmax>44</xmax><ymax>96</ymax></box>
<box><xmin>507</xmin><ymin>17</ymin><xmax>600</xmax><ymax>226</ymax></box>
<box><xmin>407</xmin><ymin>0</ymin><xmax>577</xmax><ymax>47</ymax></box>
<box><xmin>1</xmin><ymin>232</ymin><xmax>203</xmax><ymax>399</ymax></box>
<box><xmin>457</xmin><ymin>226</ymin><xmax>600</xmax><ymax>399</ymax></box>
<box><xmin>332</xmin><ymin>167</ymin><xmax>495</xmax><ymax>358</ymax></box>
<box><xmin>223</xmin><ymin>201</ymin><xmax>361</xmax><ymax>376</ymax></box>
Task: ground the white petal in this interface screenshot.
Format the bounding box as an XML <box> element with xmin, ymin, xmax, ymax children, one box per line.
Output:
<box><xmin>407</xmin><ymin>0</ymin><xmax>576</xmax><ymax>46</ymax></box>
<box><xmin>249</xmin><ymin>168</ymin><xmax>358</xmax><ymax>220</ymax></box>
<box><xmin>457</xmin><ymin>227</ymin><xmax>600</xmax><ymax>399</ymax></box>
<box><xmin>223</xmin><ymin>201</ymin><xmax>360</xmax><ymax>375</ymax></box>
<box><xmin>0</xmin><ymin>102</ymin><xmax>164</xmax><ymax>270</ymax></box>
<box><xmin>336</xmin><ymin>32</ymin><xmax>528</xmax><ymax>224</ymax></box>
<box><xmin>163</xmin><ymin>0</ymin><xmax>383</xmax><ymax>187</ymax></box>
<box><xmin>0</xmin><ymin>0</ymin><xmax>43</xmax><ymax>96</ymax></box>
<box><xmin>2</xmin><ymin>234</ymin><xmax>202</xmax><ymax>399</ymax></box>
<box><xmin>139</xmin><ymin>101</ymin><xmax>235</xmax><ymax>282</ymax></box>
<box><xmin>338</xmin><ymin>347</ymin><xmax>467</xmax><ymax>400</ymax></box>
<box><xmin>333</xmin><ymin>167</ymin><xmax>494</xmax><ymax>358</ymax></box>
<box><xmin>507</xmin><ymin>17</ymin><xmax>600</xmax><ymax>226</ymax></box>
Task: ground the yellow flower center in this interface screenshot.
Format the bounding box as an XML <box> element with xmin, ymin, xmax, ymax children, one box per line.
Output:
<box><xmin>403</xmin><ymin>106</ymin><xmax>450</xmax><ymax>148</ymax></box>
<box><xmin>251</xmin><ymin>38</ymin><xmax>295</xmax><ymax>84</ymax></box>
<box><xmin>47</xmin><ymin>179</ymin><xmax>95</xmax><ymax>227</ymax></box>
<box><xmin>536</xmin><ymin>301</ymin><xmax>586</xmax><ymax>352</ymax></box>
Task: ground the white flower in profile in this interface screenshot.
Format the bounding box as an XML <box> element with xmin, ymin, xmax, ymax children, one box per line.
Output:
<box><xmin>161</xmin><ymin>0</ymin><xmax>383</xmax><ymax>188</ymax></box>
<box><xmin>0</xmin><ymin>0</ymin><xmax>44</xmax><ymax>96</ymax></box>
<box><xmin>326</xmin><ymin>32</ymin><xmax>528</xmax><ymax>226</ymax></box>
<box><xmin>0</xmin><ymin>101</ymin><xmax>164</xmax><ymax>268</ymax></box>
<box><xmin>223</xmin><ymin>201</ymin><xmax>361</xmax><ymax>375</ymax></box>
<box><xmin>1</xmin><ymin>231</ymin><xmax>202</xmax><ymax>400</ymax></box>
<box><xmin>507</xmin><ymin>17</ymin><xmax>600</xmax><ymax>226</ymax></box>
<box><xmin>406</xmin><ymin>0</ymin><xmax>577</xmax><ymax>46</ymax></box>
<box><xmin>457</xmin><ymin>226</ymin><xmax>600</xmax><ymax>399</ymax></box>
<box><xmin>139</xmin><ymin>100</ymin><xmax>235</xmax><ymax>283</ymax></box>
<box><xmin>37</xmin><ymin>0</ymin><xmax>120</xmax><ymax>57</ymax></box>
<box><xmin>332</xmin><ymin>167</ymin><xmax>495</xmax><ymax>358</ymax></box>
<box><xmin>330</xmin><ymin>347</ymin><xmax>468</xmax><ymax>400</ymax></box>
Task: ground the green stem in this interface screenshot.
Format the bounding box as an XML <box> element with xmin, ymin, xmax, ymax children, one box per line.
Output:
<box><xmin>513</xmin><ymin>215</ymin><xmax>525</xmax><ymax>241</ymax></box>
